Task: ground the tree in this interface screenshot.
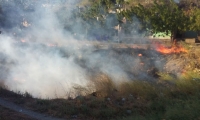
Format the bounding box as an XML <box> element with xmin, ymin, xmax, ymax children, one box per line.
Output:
<box><xmin>122</xmin><ymin>0</ymin><xmax>194</xmax><ymax>41</ymax></box>
<box><xmin>79</xmin><ymin>0</ymin><xmax>121</xmax><ymax>40</ymax></box>
<box><xmin>187</xmin><ymin>7</ymin><xmax>200</xmax><ymax>31</ymax></box>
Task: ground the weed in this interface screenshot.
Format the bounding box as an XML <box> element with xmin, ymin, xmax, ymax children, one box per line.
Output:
<box><xmin>1</xmin><ymin>67</ymin><xmax>200</xmax><ymax>120</ymax></box>
<box><xmin>23</xmin><ymin>91</ymin><xmax>33</xmax><ymax>98</ymax></box>
<box><xmin>59</xmin><ymin>104</ymin><xmax>78</xmax><ymax>116</ymax></box>
<box><xmin>119</xmin><ymin>81</ymin><xmax>158</xmax><ymax>100</ymax></box>
<box><xmin>79</xmin><ymin>104</ymin><xmax>90</xmax><ymax>115</ymax></box>
<box><xmin>99</xmin><ymin>108</ymin><xmax>116</xmax><ymax>119</ymax></box>
<box><xmin>158</xmin><ymin>72</ymin><xmax>176</xmax><ymax>81</ymax></box>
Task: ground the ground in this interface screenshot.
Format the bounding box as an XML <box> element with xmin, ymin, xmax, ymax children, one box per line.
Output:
<box><xmin>0</xmin><ymin>105</ymin><xmax>37</xmax><ymax>120</ymax></box>
<box><xmin>0</xmin><ymin>43</ymin><xmax>200</xmax><ymax>120</ymax></box>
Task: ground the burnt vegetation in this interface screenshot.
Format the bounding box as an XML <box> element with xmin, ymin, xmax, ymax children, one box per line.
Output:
<box><xmin>0</xmin><ymin>0</ymin><xmax>200</xmax><ymax>120</ymax></box>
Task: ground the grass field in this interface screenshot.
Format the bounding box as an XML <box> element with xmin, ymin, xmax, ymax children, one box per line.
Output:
<box><xmin>0</xmin><ymin>42</ymin><xmax>200</xmax><ymax>120</ymax></box>
<box><xmin>1</xmin><ymin>76</ymin><xmax>200</xmax><ymax>120</ymax></box>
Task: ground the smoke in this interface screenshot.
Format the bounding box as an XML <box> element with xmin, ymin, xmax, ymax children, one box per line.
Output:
<box><xmin>173</xmin><ymin>0</ymin><xmax>180</xmax><ymax>3</ymax></box>
<box><xmin>0</xmin><ymin>37</ymin><xmax>92</xmax><ymax>98</ymax></box>
<box><xmin>0</xmin><ymin>0</ymin><xmax>163</xmax><ymax>99</ymax></box>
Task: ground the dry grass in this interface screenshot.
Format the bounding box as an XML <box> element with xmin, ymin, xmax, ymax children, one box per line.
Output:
<box><xmin>1</xmin><ymin>72</ymin><xmax>200</xmax><ymax>120</ymax></box>
<box><xmin>1</xmin><ymin>43</ymin><xmax>200</xmax><ymax>119</ymax></box>
<box><xmin>163</xmin><ymin>42</ymin><xmax>200</xmax><ymax>76</ymax></box>
<box><xmin>90</xmin><ymin>73</ymin><xmax>117</xmax><ymax>97</ymax></box>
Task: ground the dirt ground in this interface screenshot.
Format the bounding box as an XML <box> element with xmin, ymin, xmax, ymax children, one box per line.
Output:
<box><xmin>0</xmin><ymin>105</ymin><xmax>37</xmax><ymax>120</ymax></box>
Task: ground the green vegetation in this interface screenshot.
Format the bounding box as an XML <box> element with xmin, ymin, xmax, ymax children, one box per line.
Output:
<box><xmin>0</xmin><ymin>46</ymin><xmax>199</xmax><ymax>120</ymax></box>
<box><xmin>1</xmin><ymin>47</ymin><xmax>200</xmax><ymax>119</ymax></box>
<box><xmin>190</xmin><ymin>8</ymin><xmax>200</xmax><ymax>30</ymax></box>
<box><xmin>1</xmin><ymin>0</ymin><xmax>200</xmax><ymax>40</ymax></box>
<box><xmin>1</xmin><ymin>71</ymin><xmax>200</xmax><ymax>120</ymax></box>
<box><xmin>1</xmin><ymin>0</ymin><xmax>200</xmax><ymax>119</ymax></box>
<box><xmin>72</xmin><ymin>0</ymin><xmax>200</xmax><ymax>41</ymax></box>
<box><xmin>123</xmin><ymin>0</ymin><xmax>193</xmax><ymax>40</ymax></box>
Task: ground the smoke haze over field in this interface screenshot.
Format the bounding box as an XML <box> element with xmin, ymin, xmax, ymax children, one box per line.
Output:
<box><xmin>173</xmin><ymin>0</ymin><xmax>180</xmax><ymax>3</ymax></box>
<box><xmin>0</xmin><ymin>0</ymin><xmax>91</xmax><ymax>98</ymax></box>
<box><xmin>0</xmin><ymin>0</ymin><xmax>163</xmax><ymax>98</ymax></box>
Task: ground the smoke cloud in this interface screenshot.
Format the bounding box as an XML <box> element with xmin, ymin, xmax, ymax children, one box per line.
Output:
<box><xmin>173</xmin><ymin>0</ymin><xmax>180</xmax><ymax>3</ymax></box>
<box><xmin>0</xmin><ymin>0</ymin><xmax>163</xmax><ymax>99</ymax></box>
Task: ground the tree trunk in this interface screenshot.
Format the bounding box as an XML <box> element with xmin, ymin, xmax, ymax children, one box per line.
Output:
<box><xmin>171</xmin><ymin>30</ymin><xmax>177</xmax><ymax>42</ymax></box>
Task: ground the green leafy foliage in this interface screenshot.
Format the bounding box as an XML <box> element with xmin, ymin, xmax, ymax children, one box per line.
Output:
<box><xmin>190</xmin><ymin>8</ymin><xmax>200</xmax><ymax>30</ymax></box>
<box><xmin>121</xmin><ymin>0</ymin><xmax>195</xmax><ymax>40</ymax></box>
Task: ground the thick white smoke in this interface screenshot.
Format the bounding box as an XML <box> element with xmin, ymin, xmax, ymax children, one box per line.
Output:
<box><xmin>0</xmin><ymin>0</ymin><xmax>162</xmax><ymax>99</ymax></box>
<box><xmin>0</xmin><ymin>35</ymin><xmax>91</xmax><ymax>98</ymax></box>
<box><xmin>0</xmin><ymin>0</ymin><xmax>92</xmax><ymax>98</ymax></box>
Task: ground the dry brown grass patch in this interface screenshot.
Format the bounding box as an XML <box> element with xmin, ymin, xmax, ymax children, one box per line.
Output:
<box><xmin>164</xmin><ymin>46</ymin><xmax>200</xmax><ymax>75</ymax></box>
<box><xmin>90</xmin><ymin>73</ymin><xmax>116</xmax><ymax>98</ymax></box>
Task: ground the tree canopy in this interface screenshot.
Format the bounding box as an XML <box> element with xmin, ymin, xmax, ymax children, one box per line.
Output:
<box><xmin>78</xmin><ymin>0</ymin><xmax>200</xmax><ymax>40</ymax></box>
<box><xmin>1</xmin><ymin>0</ymin><xmax>200</xmax><ymax>41</ymax></box>
<box><xmin>120</xmin><ymin>0</ymin><xmax>197</xmax><ymax>40</ymax></box>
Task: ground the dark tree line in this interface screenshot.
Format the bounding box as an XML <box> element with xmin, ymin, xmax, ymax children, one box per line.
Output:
<box><xmin>75</xmin><ymin>0</ymin><xmax>200</xmax><ymax>41</ymax></box>
<box><xmin>1</xmin><ymin>0</ymin><xmax>200</xmax><ymax>41</ymax></box>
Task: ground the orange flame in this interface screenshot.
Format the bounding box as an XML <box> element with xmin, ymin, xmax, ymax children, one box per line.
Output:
<box><xmin>154</xmin><ymin>42</ymin><xmax>188</xmax><ymax>54</ymax></box>
<box><xmin>47</xmin><ymin>43</ymin><xmax>57</xmax><ymax>47</ymax></box>
<box><xmin>20</xmin><ymin>39</ymin><xmax>26</xmax><ymax>43</ymax></box>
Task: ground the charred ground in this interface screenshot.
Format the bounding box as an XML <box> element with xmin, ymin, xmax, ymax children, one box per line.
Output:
<box><xmin>0</xmin><ymin>43</ymin><xmax>200</xmax><ymax>120</ymax></box>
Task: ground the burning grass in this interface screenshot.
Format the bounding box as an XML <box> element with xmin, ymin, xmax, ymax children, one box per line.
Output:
<box><xmin>0</xmin><ymin>41</ymin><xmax>200</xmax><ymax>119</ymax></box>
<box><xmin>162</xmin><ymin>44</ymin><xmax>200</xmax><ymax>76</ymax></box>
<box><xmin>154</xmin><ymin>41</ymin><xmax>188</xmax><ymax>54</ymax></box>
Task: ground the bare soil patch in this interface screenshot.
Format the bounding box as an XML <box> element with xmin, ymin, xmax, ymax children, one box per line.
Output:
<box><xmin>0</xmin><ymin>105</ymin><xmax>37</xmax><ymax>120</ymax></box>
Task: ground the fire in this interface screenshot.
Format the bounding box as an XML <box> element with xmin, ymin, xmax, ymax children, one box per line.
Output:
<box><xmin>140</xmin><ymin>62</ymin><xmax>144</xmax><ymax>65</ymax></box>
<box><xmin>20</xmin><ymin>39</ymin><xmax>26</xmax><ymax>43</ymax></box>
<box><xmin>47</xmin><ymin>43</ymin><xmax>57</xmax><ymax>47</ymax></box>
<box><xmin>154</xmin><ymin>41</ymin><xmax>188</xmax><ymax>54</ymax></box>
